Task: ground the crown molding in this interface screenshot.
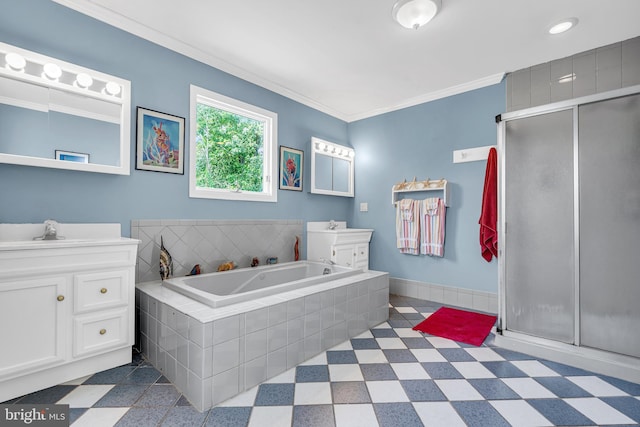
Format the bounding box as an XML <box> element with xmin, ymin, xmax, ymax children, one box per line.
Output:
<box><xmin>52</xmin><ymin>0</ymin><xmax>348</xmax><ymax>120</ymax></box>
<box><xmin>345</xmin><ymin>72</ymin><xmax>506</xmax><ymax>122</ymax></box>
<box><xmin>52</xmin><ymin>1</ymin><xmax>505</xmax><ymax>124</ymax></box>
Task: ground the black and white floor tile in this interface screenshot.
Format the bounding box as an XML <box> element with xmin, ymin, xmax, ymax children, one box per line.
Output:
<box><xmin>4</xmin><ymin>295</ymin><xmax>640</xmax><ymax>426</ymax></box>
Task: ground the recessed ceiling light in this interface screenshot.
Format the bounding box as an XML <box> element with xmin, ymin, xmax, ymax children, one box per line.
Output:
<box><xmin>549</xmin><ymin>18</ymin><xmax>578</xmax><ymax>35</ymax></box>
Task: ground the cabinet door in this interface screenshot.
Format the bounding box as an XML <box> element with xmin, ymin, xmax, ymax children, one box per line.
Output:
<box><xmin>332</xmin><ymin>245</ymin><xmax>355</xmax><ymax>268</ymax></box>
<box><xmin>354</xmin><ymin>244</ymin><xmax>369</xmax><ymax>270</ymax></box>
<box><xmin>0</xmin><ymin>277</ymin><xmax>67</xmax><ymax>379</ymax></box>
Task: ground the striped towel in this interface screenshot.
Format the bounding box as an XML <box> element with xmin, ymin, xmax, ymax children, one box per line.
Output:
<box><xmin>420</xmin><ymin>197</ymin><xmax>446</xmax><ymax>257</ymax></box>
<box><xmin>396</xmin><ymin>199</ymin><xmax>420</xmax><ymax>255</ymax></box>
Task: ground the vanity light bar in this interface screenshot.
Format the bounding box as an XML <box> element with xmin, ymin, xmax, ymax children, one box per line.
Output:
<box><xmin>0</xmin><ymin>41</ymin><xmax>126</xmax><ymax>104</ymax></box>
<box><xmin>313</xmin><ymin>140</ymin><xmax>354</xmax><ymax>159</ymax></box>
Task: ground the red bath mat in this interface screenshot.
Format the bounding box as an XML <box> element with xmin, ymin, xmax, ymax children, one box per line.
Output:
<box><xmin>412</xmin><ymin>307</ymin><xmax>497</xmax><ymax>346</ymax></box>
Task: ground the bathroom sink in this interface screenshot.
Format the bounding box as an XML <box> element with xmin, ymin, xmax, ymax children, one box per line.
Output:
<box><xmin>0</xmin><ymin>222</ymin><xmax>135</xmax><ymax>251</ymax></box>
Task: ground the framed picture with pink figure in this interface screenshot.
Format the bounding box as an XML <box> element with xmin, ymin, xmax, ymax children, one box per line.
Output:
<box><xmin>279</xmin><ymin>146</ymin><xmax>303</xmax><ymax>191</ymax></box>
<box><xmin>136</xmin><ymin>107</ymin><xmax>185</xmax><ymax>174</ymax></box>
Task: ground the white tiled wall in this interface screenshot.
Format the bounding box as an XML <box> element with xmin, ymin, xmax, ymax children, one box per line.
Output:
<box><xmin>136</xmin><ymin>271</ymin><xmax>389</xmax><ymax>411</ymax></box>
<box><xmin>389</xmin><ymin>277</ymin><xmax>498</xmax><ymax>314</ymax></box>
<box><xmin>507</xmin><ymin>36</ymin><xmax>640</xmax><ymax>112</ymax></box>
<box><xmin>131</xmin><ymin>219</ymin><xmax>303</xmax><ymax>283</ymax></box>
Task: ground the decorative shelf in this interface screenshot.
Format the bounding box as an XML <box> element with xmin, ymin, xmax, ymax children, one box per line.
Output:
<box><xmin>392</xmin><ymin>178</ymin><xmax>449</xmax><ymax>207</ymax></box>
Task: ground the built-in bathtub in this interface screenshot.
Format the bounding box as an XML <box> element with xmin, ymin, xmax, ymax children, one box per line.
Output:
<box><xmin>136</xmin><ymin>262</ymin><xmax>389</xmax><ymax>411</ymax></box>
<box><xmin>163</xmin><ymin>261</ymin><xmax>360</xmax><ymax>308</ymax></box>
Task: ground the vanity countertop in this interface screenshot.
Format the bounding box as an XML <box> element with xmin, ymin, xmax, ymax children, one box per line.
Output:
<box><xmin>0</xmin><ymin>237</ymin><xmax>139</xmax><ymax>251</ymax></box>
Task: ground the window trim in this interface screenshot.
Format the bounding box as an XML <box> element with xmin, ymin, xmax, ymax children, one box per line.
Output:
<box><xmin>189</xmin><ymin>84</ymin><xmax>278</xmax><ymax>202</ymax></box>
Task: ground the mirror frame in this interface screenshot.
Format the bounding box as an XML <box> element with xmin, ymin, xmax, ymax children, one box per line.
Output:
<box><xmin>0</xmin><ymin>41</ymin><xmax>131</xmax><ymax>175</ymax></box>
<box><xmin>310</xmin><ymin>137</ymin><xmax>355</xmax><ymax>197</ymax></box>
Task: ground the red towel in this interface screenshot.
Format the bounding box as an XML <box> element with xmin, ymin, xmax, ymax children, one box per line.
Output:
<box><xmin>479</xmin><ymin>147</ymin><xmax>498</xmax><ymax>262</ymax></box>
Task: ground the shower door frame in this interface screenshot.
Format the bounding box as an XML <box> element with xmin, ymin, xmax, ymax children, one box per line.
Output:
<box><xmin>495</xmin><ymin>83</ymin><xmax>640</xmax><ymax>382</ymax></box>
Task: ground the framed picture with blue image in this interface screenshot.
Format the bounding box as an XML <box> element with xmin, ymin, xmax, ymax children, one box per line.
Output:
<box><xmin>279</xmin><ymin>146</ymin><xmax>303</xmax><ymax>191</ymax></box>
<box><xmin>136</xmin><ymin>107</ymin><xmax>185</xmax><ymax>174</ymax></box>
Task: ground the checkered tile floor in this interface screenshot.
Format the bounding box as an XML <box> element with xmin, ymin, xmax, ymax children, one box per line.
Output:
<box><xmin>4</xmin><ymin>295</ymin><xmax>640</xmax><ymax>426</ymax></box>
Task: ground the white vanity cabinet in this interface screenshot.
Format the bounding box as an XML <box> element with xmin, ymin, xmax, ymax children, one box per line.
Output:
<box><xmin>0</xmin><ymin>226</ymin><xmax>139</xmax><ymax>402</ymax></box>
<box><xmin>307</xmin><ymin>222</ymin><xmax>373</xmax><ymax>270</ymax></box>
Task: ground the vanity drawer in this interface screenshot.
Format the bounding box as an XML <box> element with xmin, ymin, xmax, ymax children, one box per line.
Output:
<box><xmin>74</xmin><ymin>270</ymin><xmax>129</xmax><ymax>313</ymax></box>
<box><xmin>73</xmin><ymin>308</ymin><xmax>128</xmax><ymax>357</ymax></box>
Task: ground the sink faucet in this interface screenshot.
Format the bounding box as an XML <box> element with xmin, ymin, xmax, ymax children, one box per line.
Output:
<box><xmin>328</xmin><ymin>220</ymin><xmax>338</xmax><ymax>230</ymax></box>
<box><xmin>34</xmin><ymin>220</ymin><xmax>63</xmax><ymax>241</ymax></box>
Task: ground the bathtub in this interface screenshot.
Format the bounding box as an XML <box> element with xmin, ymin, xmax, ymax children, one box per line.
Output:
<box><xmin>163</xmin><ymin>261</ymin><xmax>360</xmax><ymax>308</ymax></box>
<box><xmin>137</xmin><ymin>261</ymin><xmax>389</xmax><ymax>411</ymax></box>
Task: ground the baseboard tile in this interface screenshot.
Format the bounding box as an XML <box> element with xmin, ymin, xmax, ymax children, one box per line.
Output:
<box><xmin>389</xmin><ymin>277</ymin><xmax>497</xmax><ymax>314</ymax></box>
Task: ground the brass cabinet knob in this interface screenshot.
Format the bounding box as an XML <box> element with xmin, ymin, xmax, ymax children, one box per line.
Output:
<box><xmin>100</xmin><ymin>288</ymin><xmax>108</xmax><ymax>294</ymax></box>
<box><xmin>99</xmin><ymin>329</ymin><xmax>107</xmax><ymax>335</ymax></box>
<box><xmin>57</xmin><ymin>295</ymin><xmax>65</xmax><ymax>301</ymax></box>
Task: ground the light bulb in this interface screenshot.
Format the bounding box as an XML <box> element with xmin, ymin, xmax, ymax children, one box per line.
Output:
<box><xmin>5</xmin><ymin>52</ymin><xmax>26</xmax><ymax>71</ymax></box>
<box><xmin>43</xmin><ymin>62</ymin><xmax>62</xmax><ymax>80</ymax></box>
<box><xmin>75</xmin><ymin>72</ymin><xmax>93</xmax><ymax>88</ymax></box>
<box><xmin>104</xmin><ymin>81</ymin><xmax>121</xmax><ymax>96</ymax></box>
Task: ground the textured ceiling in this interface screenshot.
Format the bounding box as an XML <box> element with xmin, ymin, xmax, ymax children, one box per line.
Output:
<box><xmin>55</xmin><ymin>0</ymin><xmax>640</xmax><ymax>121</ymax></box>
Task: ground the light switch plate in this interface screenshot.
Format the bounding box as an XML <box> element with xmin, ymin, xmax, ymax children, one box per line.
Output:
<box><xmin>360</xmin><ymin>202</ymin><xmax>368</xmax><ymax>212</ymax></box>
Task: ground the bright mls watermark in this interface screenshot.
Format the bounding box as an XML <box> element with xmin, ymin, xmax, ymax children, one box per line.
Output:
<box><xmin>0</xmin><ymin>405</ymin><xmax>68</xmax><ymax>426</ymax></box>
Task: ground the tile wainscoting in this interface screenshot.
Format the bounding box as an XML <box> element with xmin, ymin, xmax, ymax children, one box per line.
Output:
<box><xmin>390</xmin><ymin>277</ymin><xmax>498</xmax><ymax>314</ymax></box>
<box><xmin>131</xmin><ymin>219</ymin><xmax>303</xmax><ymax>283</ymax></box>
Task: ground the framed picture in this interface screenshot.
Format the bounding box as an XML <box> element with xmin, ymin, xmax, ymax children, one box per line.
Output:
<box><xmin>55</xmin><ymin>150</ymin><xmax>89</xmax><ymax>163</ymax></box>
<box><xmin>279</xmin><ymin>146</ymin><xmax>303</xmax><ymax>191</ymax></box>
<box><xmin>136</xmin><ymin>107</ymin><xmax>185</xmax><ymax>174</ymax></box>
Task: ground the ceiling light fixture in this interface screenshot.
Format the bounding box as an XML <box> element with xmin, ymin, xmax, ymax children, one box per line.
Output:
<box><xmin>392</xmin><ymin>0</ymin><xmax>441</xmax><ymax>30</ymax></box>
<box><xmin>549</xmin><ymin>17</ymin><xmax>578</xmax><ymax>35</ymax></box>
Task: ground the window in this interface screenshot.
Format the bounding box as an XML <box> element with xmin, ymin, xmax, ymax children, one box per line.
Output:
<box><xmin>189</xmin><ymin>85</ymin><xmax>277</xmax><ymax>202</ymax></box>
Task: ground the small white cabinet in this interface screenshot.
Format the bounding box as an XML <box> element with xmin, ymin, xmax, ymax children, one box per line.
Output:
<box><xmin>0</xmin><ymin>223</ymin><xmax>139</xmax><ymax>402</ymax></box>
<box><xmin>307</xmin><ymin>221</ymin><xmax>373</xmax><ymax>270</ymax></box>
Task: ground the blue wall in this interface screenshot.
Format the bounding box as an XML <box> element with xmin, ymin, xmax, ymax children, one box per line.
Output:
<box><xmin>348</xmin><ymin>84</ymin><xmax>505</xmax><ymax>292</ymax></box>
<box><xmin>0</xmin><ymin>0</ymin><xmax>351</xmax><ymax>233</ymax></box>
<box><xmin>0</xmin><ymin>0</ymin><xmax>504</xmax><ymax>293</ymax></box>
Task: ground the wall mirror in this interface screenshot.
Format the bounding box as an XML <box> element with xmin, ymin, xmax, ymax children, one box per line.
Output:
<box><xmin>310</xmin><ymin>137</ymin><xmax>354</xmax><ymax>197</ymax></box>
<box><xmin>0</xmin><ymin>41</ymin><xmax>131</xmax><ymax>175</ymax></box>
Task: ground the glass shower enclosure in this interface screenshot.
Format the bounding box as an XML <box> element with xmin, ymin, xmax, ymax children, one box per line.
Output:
<box><xmin>497</xmin><ymin>85</ymin><xmax>640</xmax><ymax>372</ymax></box>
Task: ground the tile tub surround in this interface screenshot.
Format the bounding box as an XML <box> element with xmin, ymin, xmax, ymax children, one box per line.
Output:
<box><xmin>136</xmin><ymin>270</ymin><xmax>389</xmax><ymax>411</ymax></box>
<box><xmin>131</xmin><ymin>220</ymin><xmax>303</xmax><ymax>283</ymax></box>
